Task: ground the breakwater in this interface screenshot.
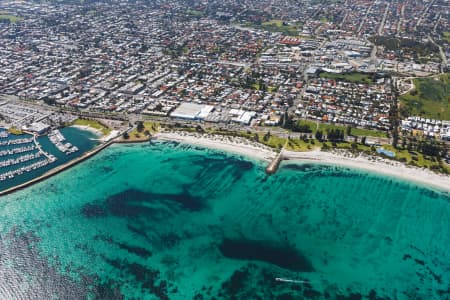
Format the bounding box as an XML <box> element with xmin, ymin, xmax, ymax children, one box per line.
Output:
<box><xmin>0</xmin><ymin>140</ymin><xmax>113</xmax><ymax>196</ymax></box>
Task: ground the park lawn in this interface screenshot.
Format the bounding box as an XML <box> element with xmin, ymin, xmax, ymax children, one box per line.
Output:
<box><xmin>350</xmin><ymin>127</ymin><xmax>388</xmax><ymax>138</ymax></box>
<box><xmin>399</xmin><ymin>73</ymin><xmax>450</xmax><ymax>120</ymax></box>
<box><xmin>251</xmin><ymin>83</ymin><xmax>260</xmax><ymax>90</ymax></box>
<box><xmin>238</xmin><ymin>19</ymin><xmax>300</xmax><ymax>36</ymax></box>
<box><xmin>319</xmin><ymin>72</ymin><xmax>374</xmax><ymax>84</ymax></box>
<box><xmin>261</xmin><ymin>20</ymin><xmax>299</xmax><ymax>36</ymax></box>
<box><xmin>382</xmin><ymin>144</ymin><xmax>449</xmax><ymax>171</ymax></box>
<box><xmin>267</xmin><ymin>86</ymin><xmax>278</xmax><ymax>93</ymax></box>
<box><xmin>296</xmin><ymin>119</ymin><xmax>318</xmax><ymax>134</ymax></box>
<box><xmin>320</xmin><ymin>141</ymin><xmax>372</xmax><ymax>152</ymax></box>
<box><xmin>285</xmin><ymin>138</ymin><xmax>318</xmax><ymax>151</ymax></box>
<box><xmin>126</xmin><ymin>122</ymin><xmax>160</xmax><ymax>141</ymax></box>
<box><xmin>186</xmin><ymin>9</ymin><xmax>204</xmax><ymax>17</ymax></box>
<box><xmin>443</xmin><ymin>32</ymin><xmax>450</xmax><ymax>43</ymax></box>
<box><xmin>8</xmin><ymin>127</ymin><xmax>23</xmax><ymax>135</ymax></box>
<box><xmin>0</xmin><ymin>14</ymin><xmax>23</xmax><ymax>23</ymax></box>
<box><xmin>318</xmin><ymin>123</ymin><xmax>346</xmax><ymax>133</ymax></box>
<box><xmin>72</xmin><ymin>119</ymin><xmax>111</xmax><ymax>135</ymax></box>
<box><xmin>320</xmin><ymin>141</ymin><xmax>350</xmax><ymax>150</ymax></box>
<box><xmin>260</xmin><ymin>134</ymin><xmax>287</xmax><ymax>150</ymax></box>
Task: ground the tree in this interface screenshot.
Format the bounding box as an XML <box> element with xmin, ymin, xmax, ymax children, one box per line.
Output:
<box><xmin>136</xmin><ymin>121</ymin><xmax>145</xmax><ymax>132</ymax></box>
<box><xmin>315</xmin><ymin>130</ymin><xmax>323</xmax><ymax>141</ymax></box>
<box><xmin>361</xmin><ymin>136</ymin><xmax>367</xmax><ymax>145</ymax></box>
<box><xmin>392</xmin><ymin>129</ymin><xmax>399</xmax><ymax>149</ymax></box>
<box><xmin>195</xmin><ymin>125</ymin><xmax>204</xmax><ymax>132</ymax></box>
<box><xmin>282</xmin><ymin>113</ymin><xmax>294</xmax><ymax>129</ymax></box>
<box><xmin>122</xmin><ymin>132</ymin><xmax>129</xmax><ymax>139</ymax></box>
<box><xmin>263</xmin><ymin>131</ymin><xmax>271</xmax><ymax>142</ymax></box>
<box><xmin>401</xmin><ymin>137</ymin><xmax>407</xmax><ymax>148</ymax></box>
<box><xmin>326</xmin><ymin>129</ymin><xmax>344</xmax><ymax>142</ymax></box>
<box><xmin>346</xmin><ymin>126</ymin><xmax>352</xmax><ymax>136</ymax></box>
<box><xmin>292</xmin><ymin>122</ymin><xmax>312</xmax><ymax>133</ymax></box>
<box><xmin>155</xmin><ymin>103</ymin><xmax>163</xmax><ymax>111</ymax></box>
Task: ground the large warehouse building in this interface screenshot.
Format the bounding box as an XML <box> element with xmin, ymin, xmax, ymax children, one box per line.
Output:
<box><xmin>170</xmin><ymin>103</ymin><xmax>214</xmax><ymax>120</ymax></box>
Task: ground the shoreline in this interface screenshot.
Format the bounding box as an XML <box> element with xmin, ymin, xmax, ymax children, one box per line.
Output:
<box><xmin>1</xmin><ymin>130</ymin><xmax>449</xmax><ymax>195</ymax></box>
<box><xmin>70</xmin><ymin>124</ymin><xmax>103</xmax><ymax>136</ymax></box>
<box><xmin>154</xmin><ymin>131</ymin><xmax>276</xmax><ymax>162</ymax></box>
<box><xmin>155</xmin><ymin>131</ymin><xmax>449</xmax><ymax>192</ymax></box>
<box><xmin>283</xmin><ymin>149</ymin><xmax>450</xmax><ymax>192</ymax></box>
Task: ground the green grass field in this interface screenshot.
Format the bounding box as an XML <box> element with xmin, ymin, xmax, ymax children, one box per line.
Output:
<box><xmin>125</xmin><ymin>122</ymin><xmax>159</xmax><ymax>141</ymax></box>
<box><xmin>295</xmin><ymin>120</ymin><xmax>318</xmax><ymax>133</ymax></box>
<box><xmin>382</xmin><ymin>144</ymin><xmax>449</xmax><ymax>172</ymax></box>
<box><xmin>442</xmin><ymin>32</ymin><xmax>450</xmax><ymax>43</ymax></box>
<box><xmin>293</xmin><ymin>120</ymin><xmax>387</xmax><ymax>137</ymax></box>
<box><xmin>350</xmin><ymin>127</ymin><xmax>388</xmax><ymax>138</ymax></box>
<box><xmin>318</xmin><ymin>123</ymin><xmax>346</xmax><ymax>133</ymax></box>
<box><xmin>0</xmin><ymin>14</ymin><xmax>23</xmax><ymax>23</ymax></box>
<box><xmin>239</xmin><ymin>20</ymin><xmax>300</xmax><ymax>36</ymax></box>
<box><xmin>186</xmin><ymin>9</ymin><xmax>204</xmax><ymax>17</ymax></box>
<box><xmin>286</xmin><ymin>138</ymin><xmax>318</xmax><ymax>151</ymax></box>
<box><xmin>8</xmin><ymin>127</ymin><xmax>23</xmax><ymax>135</ymax></box>
<box><xmin>400</xmin><ymin>73</ymin><xmax>450</xmax><ymax>120</ymax></box>
<box><xmin>319</xmin><ymin>72</ymin><xmax>374</xmax><ymax>84</ymax></box>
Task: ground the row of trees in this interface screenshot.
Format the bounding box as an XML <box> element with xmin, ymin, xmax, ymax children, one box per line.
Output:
<box><xmin>314</xmin><ymin>129</ymin><xmax>345</xmax><ymax>142</ymax></box>
<box><xmin>400</xmin><ymin>136</ymin><xmax>448</xmax><ymax>159</ymax></box>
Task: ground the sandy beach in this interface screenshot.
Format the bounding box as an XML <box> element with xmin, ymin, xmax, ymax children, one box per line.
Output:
<box><xmin>70</xmin><ymin>125</ymin><xmax>103</xmax><ymax>136</ymax></box>
<box><xmin>155</xmin><ymin>131</ymin><xmax>449</xmax><ymax>192</ymax></box>
<box><xmin>283</xmin><ymin>149</ymin><xmax>450</xmax><ymax>192</ymax></box>
<box><xmin>71</xmin><ymin>125</ymin><xmax>120</xmax><ymax>142</ymax></box>
<box><xmin>155</xmin><ymin>131</ymin><xmax>276</xmax><ymax>161</ymax></box>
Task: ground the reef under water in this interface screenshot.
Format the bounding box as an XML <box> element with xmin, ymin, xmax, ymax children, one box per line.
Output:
<box><xmin>0</xmin><ymin>142</ymin><xmax>449</xmax><ymax>299</ymax></box>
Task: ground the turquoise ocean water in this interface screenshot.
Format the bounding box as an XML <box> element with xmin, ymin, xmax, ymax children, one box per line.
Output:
<box><xmin>0</xmin><ymin>141</ymin><xmax>449</xmax><ymax>299</ymax></box>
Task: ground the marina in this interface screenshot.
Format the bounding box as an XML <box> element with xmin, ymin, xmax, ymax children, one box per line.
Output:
<box><xmin>0</xmin><ymin>134</ymin><xmax>56</xmax><ymax>182</ymax></box>
<box><xmin>0</xmin><ymin>152</ymin><xmax>43</xmax><ymax>168</ymax></box>
<box><xmin>0</xmin><ymin>144</ymin><xmax>36</xmax><ymax>157</ymax></box>
<box><xmin>0</xmin><ymin>159</ymin><xmax>52</xmax><ymax>181</ymax></box>
<box><xmin>48</xmin><ymin>129</ymin><xmax>79</xmax><ymax>155</ymax></box>
<box><xmin>0</xmin><ymin>137</ymin><xmax>33</xmax><ymax>146</ymax></box>
<box><xmin>0</xmin><ymin>127</ymin><xmax>98</xmax><ymax>190</ymax></box>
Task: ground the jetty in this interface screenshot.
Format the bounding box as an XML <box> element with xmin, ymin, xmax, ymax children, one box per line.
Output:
<box><xmin>265</xmin><ymin>141</ymin><xmax>287</xmax><ymax>175</ymax></box>
<box><xmin>266</xmin><ymin>151</ymin><xmax>283</xmax><ymax>174</ymax></box>
<box><xmin>33</xmin><ymin>134</ymin><xmax>53</xmax><ymax>160</ymax></box>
